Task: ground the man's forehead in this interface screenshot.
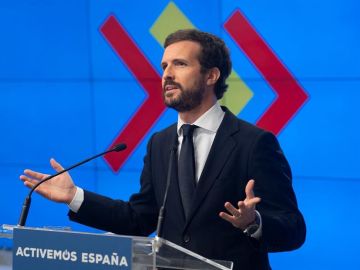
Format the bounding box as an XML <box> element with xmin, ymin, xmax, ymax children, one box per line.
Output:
<box><xmin>162</xmin><ymin>40</ymin><xmax>201</xmax><ymax>61</ymax></box>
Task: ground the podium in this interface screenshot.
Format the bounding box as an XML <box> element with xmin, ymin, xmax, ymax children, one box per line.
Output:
<box><xmin>0</xmin><ymin>225</ymin><xmax>233</xmax><ymax>270</ymax></box>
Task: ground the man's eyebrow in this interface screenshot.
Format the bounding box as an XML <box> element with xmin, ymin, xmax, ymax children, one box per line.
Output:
<box><xmin>173</xmin><ymin>58</ymin><xmax>187</xmax><ymax>62</ymax></box>
<box><xmin>164</xmin><ymin>57</ymin><xmax>188</xmax><ymax>62</ymax></box>
<box><xmin>161</xmin><ymin>58</ymin><xmax>187</xmax><ymax>66</ymax></box>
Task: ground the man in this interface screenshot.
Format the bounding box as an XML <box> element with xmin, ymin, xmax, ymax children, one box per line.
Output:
<box><xmin>20</xmin><ymin>29</ymin><xmax>306</xmax><ymax>270</ymax></box>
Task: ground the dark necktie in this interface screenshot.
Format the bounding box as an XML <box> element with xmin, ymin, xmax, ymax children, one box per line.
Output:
<box><xmin>178</xmin><ymin>124</ymin><xmax>197</xmax><ymax>219</ymax></box>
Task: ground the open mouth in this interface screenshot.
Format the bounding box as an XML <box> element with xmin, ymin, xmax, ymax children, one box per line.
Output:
<box><xmin>165</xmin><ymin>85</ymin><xmax>179</xmax><ymax>91</ymax></box>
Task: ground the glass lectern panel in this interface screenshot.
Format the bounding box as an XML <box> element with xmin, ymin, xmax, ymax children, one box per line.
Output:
<box><xmin>1</xmin><ymin>225</ymin><xmax>233</xmax><ymax>270</ymax></box>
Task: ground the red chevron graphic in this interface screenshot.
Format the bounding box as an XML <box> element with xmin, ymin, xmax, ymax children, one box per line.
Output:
<box><xmin>100</xmin><ymin>15</ymin><xmax>166</xmax><ymax>172</ymax></box>
<box><xmin>224</xmin><ymin>10</ymin><xmax>308</xmax><ymax>134</ymax></box>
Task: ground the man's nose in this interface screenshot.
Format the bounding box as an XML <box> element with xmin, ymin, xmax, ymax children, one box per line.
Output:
<box><xmin>163</xmin><ymin>66</ymin><xmax>174</xmax><ymax>80</ymax></box>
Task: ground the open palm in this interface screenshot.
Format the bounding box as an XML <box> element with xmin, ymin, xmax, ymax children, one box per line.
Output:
<box><xmin>20</xmin><ymin>158</ymin><xmax>77</xmax><ymax>204</ymax></box>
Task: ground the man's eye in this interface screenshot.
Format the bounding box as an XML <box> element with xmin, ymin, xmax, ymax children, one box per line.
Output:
<box><xmin>176</xmin><ymin>62</ymin><xmax>186</xmax><ymax>66</ymax></box>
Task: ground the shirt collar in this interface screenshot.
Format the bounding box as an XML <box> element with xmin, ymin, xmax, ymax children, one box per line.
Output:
<box><xmin>177</xmin><ymin>102</ymin><xmax>225</xmax><ymax>136</ymax></box>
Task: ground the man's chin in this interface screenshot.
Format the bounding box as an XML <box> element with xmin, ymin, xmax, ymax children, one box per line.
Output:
<box><xmin>164</xmin><ymin>100</ymin><xmax>193</xmax><ymax>112</ymax></box>
<box><xmin>164</xmin><ymin>100</ymin><xmax>179</xmax><ymax>109</ymax></box>
<box><xmin>164</xmin><ymin>98</ymin><xmax>181</xmax><ymax>110</ymax></box>
<box><xmin>163</xmin><ymin>95</ymin><xmax>179</xmax><ymax>106</ymax></box>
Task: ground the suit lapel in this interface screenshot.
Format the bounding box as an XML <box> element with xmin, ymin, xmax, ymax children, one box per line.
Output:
<box><xmin>185</xmin><ymin>109</ymin><xmax>240</xmax><ymax>225</ymax></box>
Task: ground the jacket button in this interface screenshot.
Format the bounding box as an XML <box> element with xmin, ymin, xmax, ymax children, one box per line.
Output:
<box><xmin>183</xmin><ymin>234</ymin><xmax>190</xmax><ymax>243</ymax></box>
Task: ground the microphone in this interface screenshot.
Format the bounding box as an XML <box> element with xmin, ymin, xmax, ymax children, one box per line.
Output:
<box><xmin>18</xmin><ymin>143</ymin><xmax>127</xmax><ymax>227</ymax></box>
<box><xmin>155</xmin><ymin>145</ymin><xmax>177</xmax><ymax>240</ymax></box>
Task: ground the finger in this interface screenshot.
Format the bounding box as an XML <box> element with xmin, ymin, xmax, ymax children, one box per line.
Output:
<box><xmin>19</xmin><ymin>176</ymin><xmax>36</xmax><ymax>188</ymax></box>
<box><xmin>245</xmin><ymin>179</ymin><xmax>255</xmax><ymax>199</ymax></box>
<box><xmin>224</xmin><ymin>202</ymin><xmax>240</xmax><ymax>216</ymax></box>
<box><xmin>23</xmin><ymin>169</ymin><xmax>49</xmax><ymax>181</ymax></box>
<box><xmin>50</xmin><ymin>158</ymin><xmax>65</xmax><ymax>172</ymax></box>
<box><xmin>21</xmin><ymin>176</ymin><xmax>50</xmax><ymax>196</ymax></box>
<box><xmin>238</xmin><ymin>197</ymin><xmax>261</xmax><ymax>210</ymax></box>
<box><xmin>24</xmin><ymin>180</ymin><xmax>38</xmax><ymax>190</ymax></box>
<box><xmin>219</xmin><ymin>212</ymin><xmax>237</xmax><ymax>224</ymax></box>
<box><xmin>19</xmin><ymin>174</ymin><xmax>38</xmax><ymax>184</ymax></box>
<box><xmin>20</xmin><ymin>176</ymin><xmax>44</xmax><ymax>191</ymax></box>
<box><xmin>20</xmin><ymin>171</ymin><xmax>57</xmax><ymax>200</ymax></box>
<box><xmin>237</xmin><ymin>201</ymin><xmax>245</xmax><ymax>210</ymax></box>
<box><xmin>248</xmin><ymin>197</ymin><xmax>261</xmax><ymax>205</ymax></box>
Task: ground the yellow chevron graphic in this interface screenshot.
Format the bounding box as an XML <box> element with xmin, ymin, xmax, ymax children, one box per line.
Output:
<box><xmin>150</xmin><ymin>1</ymin><xmax>253</xmax><ymax>115</ymax></box>
<box><xmin>150</xmin><ymin>2</ymin><xmax>194</xmax><ymax>45</ymax></box>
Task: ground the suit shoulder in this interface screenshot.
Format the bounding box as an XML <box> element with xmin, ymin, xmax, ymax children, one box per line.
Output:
<box><xmin>222</xmin><ymin>110</ymin><xmax>280</xmax><ymax>150</ymax></box>
<box><xmin>148</xmin><ymin>123</ymin><xmax>177</xmax><ymax>146</ymax></box>
<box><xmin>238</xmin><ymin>118</ymin><xmax>279</xmax><ymax>143</ymax></box>
<box><xmin>228</xmin><ymin>112</ymin><xmax>268</xmax><ymax>138</ymax></box>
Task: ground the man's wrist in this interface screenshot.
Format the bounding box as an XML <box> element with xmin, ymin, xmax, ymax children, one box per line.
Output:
<box><xmin>243</xmin><ymin>210</ymin><xmax>262</xmax><ymax>238</ymax></box>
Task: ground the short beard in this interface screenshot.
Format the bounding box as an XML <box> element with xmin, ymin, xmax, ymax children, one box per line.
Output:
<box><xmin>163</xmin><ymin>84</ymin><xmax>205</xmax><ymax>112</ymax></box>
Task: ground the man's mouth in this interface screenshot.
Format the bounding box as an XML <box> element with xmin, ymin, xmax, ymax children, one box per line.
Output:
<box><xmin>165</xmin><ymin>85</ymin><xmax>179</xmax><ymax>91</ymax></box>
<box><xmin>163</xmin><ymin>81</ymin><xmax>182</xmax><ymax>93</ymax></box>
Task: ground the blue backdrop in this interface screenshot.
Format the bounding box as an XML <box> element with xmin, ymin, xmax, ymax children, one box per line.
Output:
<box><xmin>1</xmin><ymin>1</ymin><xmax>359</xmax><ymax>269</ymax></box>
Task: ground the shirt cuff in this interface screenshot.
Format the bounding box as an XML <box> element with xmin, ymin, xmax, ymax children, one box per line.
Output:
<box><xmin>250</xmin><ymin>210</ymin><xmax>262</xmax><ymax>239</ymax></box>
<box><xmin>67</xmin><ymin>187</ymin><xmax>84</xmax><ymax>213</ymax></box>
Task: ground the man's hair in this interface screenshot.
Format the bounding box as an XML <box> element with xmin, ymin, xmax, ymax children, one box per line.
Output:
<box><xmin>164</xmin><ymin>29</ymin><xmax>232</xmax><ymax>99</ymax></box>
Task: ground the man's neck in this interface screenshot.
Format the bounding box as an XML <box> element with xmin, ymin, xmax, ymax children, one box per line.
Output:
<box><xmin>179</xmin><ymin>100</ymin><xmax>217</xmax><ymax>124</ymax></box>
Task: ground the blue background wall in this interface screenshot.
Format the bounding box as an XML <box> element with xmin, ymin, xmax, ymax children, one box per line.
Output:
<box><xmin>1</xmin><ymin>1</ymin><xmax>359</xmax><ymax>269</ymax></box>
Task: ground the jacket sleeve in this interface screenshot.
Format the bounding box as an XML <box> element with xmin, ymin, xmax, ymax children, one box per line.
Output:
<box><xmin>249</xmin><ymin>131</ymin><xmax>306</xmax><ymax>251</ymax></box>
<box><xmin>68</xmin><ymin>134</ymin><xmax>159</xmax><ymax>236</ymax></box>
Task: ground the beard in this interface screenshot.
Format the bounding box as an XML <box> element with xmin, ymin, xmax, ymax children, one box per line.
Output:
<box><xmin>162</xmin><ymin>80</ymin><xmax>206</xmax><ymax>112</ymax></box>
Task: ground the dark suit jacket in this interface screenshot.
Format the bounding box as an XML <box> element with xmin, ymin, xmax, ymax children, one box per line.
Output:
<box><xmin>69</xmin><ymin>107</ymin><xmax>306</xmax><ymax>270</ymax></box>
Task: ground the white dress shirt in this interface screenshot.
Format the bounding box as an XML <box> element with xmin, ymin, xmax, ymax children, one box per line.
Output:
<box><xmin>177</xmin><ymin>102</ymin><xmax>225</xmax><ymax>182</ymax></box>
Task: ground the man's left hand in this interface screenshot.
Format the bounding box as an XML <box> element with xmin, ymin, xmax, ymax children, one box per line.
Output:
<box><xmin>219</xmin><ymin>179</ymin><xmax>261</xmax><ymax>230</ymax></box>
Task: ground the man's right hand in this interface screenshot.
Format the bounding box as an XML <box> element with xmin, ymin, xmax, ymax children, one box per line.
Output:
<box><xmin>20</xmin><ymin>158</ymin><xmax>77</xmax><ymax>204</ymax></box>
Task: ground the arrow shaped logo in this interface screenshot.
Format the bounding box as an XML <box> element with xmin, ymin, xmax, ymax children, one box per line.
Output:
<box><xmin>100</xmin><ymin>15</ymin><xmax>166</xmax><ymax>172</ymax></box>
<box><xmin>224</xmin><ymin>10</ymin><xmax>308</xmax><ymax>134</ymax></box>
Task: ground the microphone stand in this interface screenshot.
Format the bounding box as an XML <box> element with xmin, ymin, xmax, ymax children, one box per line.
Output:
<box><xmin>154</xmin><ymin>145</ymin><xmax>177</xmax><ymax>252</ymax></box>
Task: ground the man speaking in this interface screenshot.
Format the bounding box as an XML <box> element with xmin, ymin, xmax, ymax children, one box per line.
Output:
<box><xmin>20</xmin><ymin>29</ymin><xmax>306</xmax><ymax>270</ymax></box>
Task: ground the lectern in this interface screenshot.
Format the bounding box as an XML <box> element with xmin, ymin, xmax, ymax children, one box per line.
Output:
<box><xmin>0</xmin><ymin>225</ymin><xmax>233</xmax><ymax>270</ymax></box>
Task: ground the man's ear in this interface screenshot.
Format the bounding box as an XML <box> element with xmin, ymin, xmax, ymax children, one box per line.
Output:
<box><xmin>206</xmin><ymin>67</ymin><xmax>221</xmax><ymax>86</ymax></box>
